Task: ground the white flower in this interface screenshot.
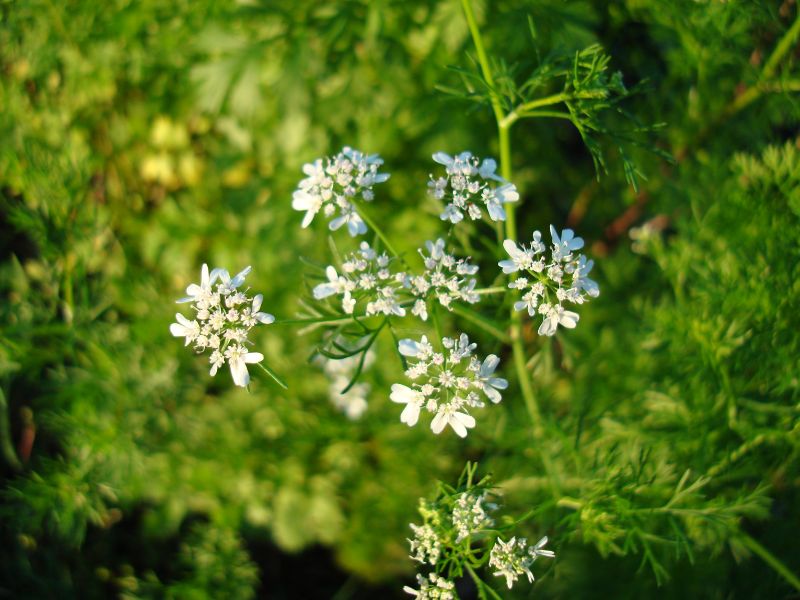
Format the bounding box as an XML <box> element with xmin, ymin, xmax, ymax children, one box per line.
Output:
<box><xmin>320</xmin><ymin>352</ymin><xmax>373</xmax><ymax>420</ymax></box>
<box><xmin>408</xmin><ymin>239</ymin><xmax>480</xmax><ymax>320</ymax></box>
<box><xmin>550</xmin><ymin>225</ymin><xmax>584</xmax><ymax>260</ymax></box>
<box><xmin>538</xmin><ymin>304</ymin><xmax>579</xmax><ymax>336</ymax></box>
<box><xmin>313</xmin><ymin>266</ymin><xmax>348</xmax><ymax>299</ymax></box>
<box><xmin>499</xmin><ymin>226</ymin><xmax>598</xmax><ymax>336</ymax></box>
<box><xmin>477</xmin><ymin>355</ymin><xmax>508</xmax><ymax>403</ymax></box>
<box><xmin>452</xmin><ymin>491</ymin><xmax>496</xmax><ymax>543</ymax></box>
<box><xmin>498</xmin><ymin>239</ymin><xmax>533</xmax><ymax>273</ymax></box>
<box><xmin>213</xmin><ymin>265</ymin><xmax>252</xmax><ymax>295</ymax></box>
<box><xmin>177</xmin><ymin>263</ymin><xmax>216</xmax><ymax>304</ymax></box>
<box><xmin>430</xmin><ymin>403</ymin><xmax>476</xmax><ymax>438</ymax></box>
<box><xmin>249</xmin><ymin>294</ymin><xmax>275</xmax><ymax>324</ymax></box>
<box><xmin>313</xmin><ymin>242</ymin><xmax>407</xmax><ymax>317</ymax></box>
<box><xmin>329</xmin><ymin>208</ymin><xmax>367</xmax><ymax>236</ymax></box>
<box><xmin>224</xmin><ymin>344</ymin><xmax>264</xmax><ymax>387</ymax></box>
<box><xmin>408</xmin><ymin>523</ymin><xmax>442</xmax><ymax>565</ymax></box>
<box><xmin>391</xmin><ymin>384</ymin><xmax>425</xmax><ymax>426</ymax></box>
<box><xmin>170</xmin><ymin>265</ymin><xmax>275</xmax><ymax>387</ymax></box>
<box><xmin>429</xmin><ymin>151</ymin><xmax>518</xmax><ymax>223</ymax></box>
<box><xmin>490</xmin><ymin>536</ymin><xmax>554</xmax><ymax>589</ymax></box>
<box><xmin>531</xmin><ymin>535</ymin><xmax>555</xmax><ymax>560</ymax></box>
<box><xmin>292</xmin><ymin>147</ymin><xmax>390</xmax><ymax>236</ymax></box>
<box><xmin>403</xmin><ymin>573</ymin><xmax>455</xmax><ymax>600</ymax></box>
<box><xmin>391</xmin><ymin>334</ymin><xmax>504</xmax><ymax>437</ymax></box>
<box><xmin>170</xmin><ymin>313</ymin><xmax>200</xmax><ymax>346</ymax></box>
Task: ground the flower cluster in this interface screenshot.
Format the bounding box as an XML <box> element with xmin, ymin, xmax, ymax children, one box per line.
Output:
<box><xmin>170</xmin><ymin>264</ymin><xmax>274</xmax><ymax>387</ymax></box>
<box><xmin>500</xmin><ymin>225</ymin><xmax>599</xmax><ymax>336</ymax></box>
<box><xmin>390</xmin><ymin>334</ymin><xmax>507</xmax><ymax>438</ymax></box>
<box><xmin>320</xmin><ymin>352</ymin><xmax>373</xmax><ymax>420</ymax></box>
<box><xmin>489</xmin><ymin>536</ymin><xmax>555</xmax><ymax>589</ymax></box>
<box><xmin>405</xmin><ymin>465</ymin><xmax>552</xmax><ymax>598</ymax></box>
<box><xmin>292</xmin><ymin>146</ymin><xmax>390</xmax><ymax>236</ymax></box>
<box><xmin>403</xmin><ymin>573</ymin><xmax>456</xmax><ymax>600</ymax></box>
<box><xmin>408</xmin><ymin>523</ymin><xmax>442</xmax><ymax>566</ymax></box>
<box><xmin>428</xmin><ymin>151</ymin><xmax>519</xmax><ymax>224</ymax></box>
<box><xmin>313</xmin><ymin>241</ymin><xmax>407</xmax><ymax>316</ymax></box>
<box><xmin>452</xmin><ymin>491</ymin><xmax>496</xmax><ymax>543</ymax></box>
<box><xmin>409</xmin><ymin>238</ymin><xmax>480</xmax><ymax>321</ymax></box>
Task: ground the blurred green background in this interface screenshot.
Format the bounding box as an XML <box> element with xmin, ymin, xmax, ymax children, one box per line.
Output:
<box><xmin>1</xmin><ymin>0</ymin><xmax>799</xmax><ymax>598</ymax></box>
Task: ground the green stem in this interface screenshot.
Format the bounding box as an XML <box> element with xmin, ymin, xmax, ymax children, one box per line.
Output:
<box><xmin>461</xmin><ymin>0</ymin><xmax>558</xmax><ymax>493</ymax></box>
<box><xmin>352</xmin><ymin>201</ymin><xmax>402</xmax><ymax>260</ymax></box>
<box><xmin>501</xmin><ymin>93</ymin><xmax>569</xmax><ymax>128</ymax></box>
<box><xmin>474</xmin><ymin>286</ymin><xmax>506</xmax><ymax>295</ymax></box>
<box><xmin>460</xmin><ymin>0</ymin><xmax>505</xmax><ymax>128</ymax></box>
<box><xmin>63</xmin><ymin>260</ymin><xmax>74</xmax><ymax>324</ymax></box>
<box><xmin>0</xmin><ymin>389</ymin><xmax>22</xmax><ymax>473</ymax></box>
<box><xmin>255</xmin><ymin>361</ymin><xmax>288</xmax><ymax>390</ymax></box>
<box><xmin>461</xmin><ymin>0</ymin><xmax>545</xmax><ymax>441</ymax></box>
<box><xmin>739</xmin><ymin>532</ymin><xmax>800</xmax><ymax>592</ymax></box>
<box><xmin>499</xmin><ymin>124</ymin><xmax>545</xmax><ymax>443</ymax></box>
<box><xmin>450</xmin><ymin>304</ymin><xmax>510</xmax><ymax>344</ymax></box>
<box><xmin>462</xmin><ymin>0</ymin><xmax>509</xmax><ymax>246</ymax></box>
<box><xmin>762</xmin><ymin>6</ymin><xmax>800</xmax><ymax>80</ymax></box>
<box><xmin>431</xmin><ymin>302</ymin><xmax>444</xmax><ymax>342</ymax></box>
<box><xmin>464</xmin><ymin>563</ymin><xmax>503</xmax><ymax>600</ymax></box>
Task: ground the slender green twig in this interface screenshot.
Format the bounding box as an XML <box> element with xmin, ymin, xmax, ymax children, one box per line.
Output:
<box><xmin>352</xmin><ymin>200</ymin><xmax>402</xmax><ymax>260</ymax></box>
<box><xmin>460</xmin><ymin>0</ymin><xmax>505</xmax><ymax>129</ymax></box>
<box><xmin>255</xmin><ymin>361</ymin><xmax>288</xmax><ymax>390</ymax></box>
<box><xmin>462</xmin><ymin>0</ymin><xmax>560</xmax><ymax>495</ymax></box>
<box><xmin>739</xmin><ymin>532</ymin><xmax>800</xmax><ymax>592</ymax></box>
<box><xmin>688</xmin><ymin>8</ymin><xmax>800</xmax><ymax>154</ymax></box>
<box><xmin>762</xmin><ymin>6</ymin><xmax>800</xmax><ymax>80</ymax></box>
<box><xmin>473</xmin><ymin>286</ymin><xmax>506</xmax><ymax>296</ymax></box>
<box><xmin>462</xmin><ymin>0</ymin><xmax>544</xmax><ymax>438</ymax></box>
<box><xmin>465</xmin><ymin>563</ymin><xmax>504</xmax><ymax>600</ymax></box>
<box><xmin>450</xmin><ymin>305</ymin><xmax>510</xmax><ymax>344</ymax></box>
<box><xmin>431</xmin><ymin>302</ymin><xmax>445</xmax><ymax>343</ymax></box>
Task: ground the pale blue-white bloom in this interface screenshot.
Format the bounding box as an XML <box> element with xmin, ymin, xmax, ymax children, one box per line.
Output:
<box><xmin>171</xmin><ymin>265</ymin><xmax>275</xmax><ymax>387</ymax></box>
<box><xmin>489</xmin><ymin>536</ymin><xmax>554</xmax><ymax>589</ymax></box>
<box><xmin>319</xmin><ymin>352</ymin><xmax>374</xmax><ymax>420</ymax></box>
<box><xmin>407</xmin><ymin>239</ymin><xmax>481</xmax><ymax>320</ymax></box>
<box><xmin>392</xmin><ymin>333</ymin><xmax>504</xmax><ymax>437</ymax></box>
<box><xmin>429</xmin><ymin>151</ymin><xmax>518</xmax><ymax>223</ymax></box>
<box><xmin>169</xmin><ymin>313</ymin><xmax>200</xmax><ymax>345</ymax></box>
<box><xmin>550</xmin><ymin>225</ymin><xmax>584</xmax><ymax>260</ymax></box>
<box><xmin>292</xmin><ymin>147</ymin><xmax>389</xmax><ymax>236</ymax></box>
<box><xmin>312</xmin><ymin>266</ymin><xmax>350</xmax><ymax>299</ymax></box>
<box><xmin>329</xmin><ymin>209</ymin><xmax>367</xmax><ymax>236</ymax></box>
<box><xmin>431</xmin><ymin>404</ymin><xmax>476</xmax><ymax>438</ymax></box>
<box><xmin>403</xmin><ymin>573</ymin><xmax>455</xmax><ymax>599</ymax></box>
<box><xmin>390</xmin><ymin>384</ymin><xmax>424</xmax><ymax>426</ymax></box>
<box><xmin>477</xmin><ymin>355</ymin><xmax>508</xmax><ymax>403</ymax></box>
<box><xmin>224</xmin><ymin>345</ymin><xmax>264</xmax><ymax>387</ymax></box>
<box><xmin>538</xmin><ymin>304</ymin><xmax>580</xmax><ymax>336</ymax></box>
<box><xmin>500</xmin><ymin>225</ymin><xmax>598</xmax><ymax>337</ymax></box>
<box><xmin>312</xmin><ymin>242</ymin><xmax>404</xmax><ymax>317</ymax></box>
<box><xmin>177</xmin><ymin>263</ymin><xmax>217</xmax><ymax>304</ymax></box>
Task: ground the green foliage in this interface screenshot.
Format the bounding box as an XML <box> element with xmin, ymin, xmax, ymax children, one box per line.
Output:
<box><xmin>1</xmin><ymin>0</ymin><xmax>799</xmax><ymax>598</ymax></box>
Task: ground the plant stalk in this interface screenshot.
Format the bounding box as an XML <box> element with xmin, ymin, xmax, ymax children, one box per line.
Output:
<box><xmin>739</xmin><ymin>532</ymin><xmax>800</xmax><ymax>592</ymax></box>
<box><xmin>353</xmin><ymin>201</ymin><xmax>402</xmax><ymax>260</ymax></box>
<box><xmin>461</xmin><ymin>0</ymin><xmax>544</xmax><ymax>438</ymax></box>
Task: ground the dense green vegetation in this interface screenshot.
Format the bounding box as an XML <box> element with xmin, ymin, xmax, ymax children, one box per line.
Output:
<box><xmin>1</xmin><ymin>1</ymin><xmax>799</xmax><ymax>598</ymax></box>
